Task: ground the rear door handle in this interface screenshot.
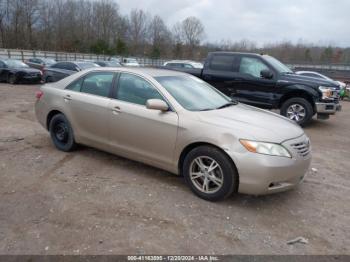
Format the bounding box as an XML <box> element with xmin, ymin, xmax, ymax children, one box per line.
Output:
<box><xmin>112</xmin><ymin>106</ymin><xmax>121</xmax><ymax>114</ymax></box>
<box><xmin>63</xmin><ymin>94</ymin><xmax>72</xmax><ymax>102</ymax></box>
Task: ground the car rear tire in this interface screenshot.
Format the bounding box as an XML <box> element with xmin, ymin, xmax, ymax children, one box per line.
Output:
<box><xmin>182</xmin><ymin>146</ymin><xmax>238</xmax><ymax>201</ymax></box>
<box><xmin>8</xmin><ymin>74</ymin><xmax>17</xmax><ymax>85</ymax></box>
<box><xmin>49</xmin><ymin>114</ymin><xmax>77</xmax><ymax>152</ymax></box>
<box><xmin>281</xmin><ymin>98</ymin><xmax>313</xmax><ymax>126</ymax></box>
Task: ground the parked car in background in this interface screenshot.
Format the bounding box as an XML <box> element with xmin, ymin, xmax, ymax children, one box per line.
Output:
<box><xmin>94</xmin><ymin>60</ymin><xmax>122</xmax><ymax>67</ymax></box>
<box><xmin>295</xmin><ymin>71</ymin><xmax>346</xmax><ymax>89</ymax></box>
<box><xmin>43</xmin><ymin>61</ymin><xmax>100</xmax><ymax>83</ymax></box>
<box><xmin>35</xmin><ymin>67</ymin><xmax>311</xmax><ymax>201</ymax></box>
<box><xmin>164</xmin><ymin>60</ymin><xmax>203</xmax><ymax>69</ymax></box>
<box><xmin>0</xmin><ymin>58</ymin><xmax>42</xmax><ymax>84</ymax></box>
<box><xmin>172</xmin><ymin>52</ymin><xmax>341</xmax><ymax>126</ymax></box>
<box><xmin>109</xmin><ymin>57</ymin><xmax>122</xmax><ymax>63</ymax></box>
<box><xmin>121</xmin><ymin>58</ymin><xmax>140</xmax><ymax>67</ymax></box>
<box><xmin>25</xmin><ymin>57</ymin><xmax>56</xmax><ymax>70</ymax></box>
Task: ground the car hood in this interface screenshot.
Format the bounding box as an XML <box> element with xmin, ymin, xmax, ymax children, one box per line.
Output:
<box><xmin>279</xmin><ymin>73</ymin><xmax>339</xmax><ymax>88</ymax></box>
<box><xmin>195</xmin><ymin>104</ymin><xmax>304</xmax><ymax>143</ymax></box>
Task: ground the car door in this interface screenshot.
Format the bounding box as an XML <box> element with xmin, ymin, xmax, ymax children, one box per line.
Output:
<box><xmin>0</xmin><ymin>61</ymin><xmax>8</xmax><ymax>81</ymax></box>
<box><xmin>233</xmin><ymin>55</ymin><xmax>277</xmax><ymax>108</ymax></box>
<box><xmin>108</xmin><ymin>72</ymin><xmax>179</xmax><ymax>168</ymax></box>
<box><xmin>63</xmin><ymin>71</ymin><xmax>116</xmax><ymax>148</ymax></box>
<box><xmin>50</xmin><ymin>62</ymin><xmax>75</xmax><ymax>81</ymax></box>
<box><xmin>201</xmin><ymin>54</ymin><xmax>240</xmax><ymax>97</ymax></box>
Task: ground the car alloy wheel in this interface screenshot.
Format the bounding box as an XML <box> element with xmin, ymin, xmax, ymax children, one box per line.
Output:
<box><xmin>286</xmin><ymin>104</ymin><xmax>306</xmax><ymax>122</ymax></box>
<box><xmin>189</xmin><ymin>156</ymin><xmax>224</xmax><ymax>194</ymax></box>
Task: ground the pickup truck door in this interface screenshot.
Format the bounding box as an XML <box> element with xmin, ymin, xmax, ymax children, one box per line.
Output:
<box><xmin>232</xmin><ymin>56</ymin><xmax>277</xmax><ymax>108</ymax></box>
<box><xmin>201</xmin><ymin>54</ymin><xmax>241</xmax><ymax>97</ymax></box>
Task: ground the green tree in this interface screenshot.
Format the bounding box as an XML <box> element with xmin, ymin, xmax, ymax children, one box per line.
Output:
<box><xmin>115</xmin><ymin>38</ymin><xmax>128</xmax><ymax>55</ymax></box>
<box><xmin>90</xmin><ymin>39</ymin><xmax>111</xmax><ymax>55</ymax></box>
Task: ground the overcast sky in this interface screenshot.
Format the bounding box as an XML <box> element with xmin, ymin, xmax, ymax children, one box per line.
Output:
<box><xmin>117</xmin><ymin>0</ymin><xmax>350</xmax><ymax>47</ymax></box>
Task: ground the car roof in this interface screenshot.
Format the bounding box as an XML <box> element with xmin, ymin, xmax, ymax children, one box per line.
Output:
<box><xmin>296</xmin><ymin>71</ymin><xmax>322</xmax><ymax>74</ymax></box>
<box><xmin>82</xmin><ymin>67</ymin><xmax>188</xmax><ymax>77</ymax></box>
<box><xmin>209</xmin><ymin>51</ymin><xmax>264</xmax><ymax>57</ymax></box>
<box><xmin>165</xmin><ymin>60</ymin><xmax>201</xmax><ymax>64</ymax></box>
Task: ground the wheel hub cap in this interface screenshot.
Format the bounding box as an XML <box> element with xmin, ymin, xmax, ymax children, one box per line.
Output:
<box><xmin>190</xmin><ymin>156</ymin><xmax>224</xmax><ymax>194</ymax></box>
<box><xmin>286</xmin><ymin>104</ymin><xmax>306</xmax><ymax>122</ymax></box>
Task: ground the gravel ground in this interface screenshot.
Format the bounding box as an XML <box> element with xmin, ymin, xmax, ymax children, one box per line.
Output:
<box><xmin>0</xmin><ymin>83</ymin><xmax>349</xmax><ymax>255</ymax></box>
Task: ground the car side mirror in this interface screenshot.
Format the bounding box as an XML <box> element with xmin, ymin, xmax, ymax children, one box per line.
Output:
<box><xmin>261</xmin><ymin>69</ymin><xmax>273</xmax><ymax>79</ymax></box>
<box><xmin>146</xmin><ymin>99</ymin><xmax>169</xmax><ymax>111</ymax></box>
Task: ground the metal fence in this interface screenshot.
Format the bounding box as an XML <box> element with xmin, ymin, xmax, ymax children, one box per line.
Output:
<box><xmin>1</xmin><ymin>48</ymin><xmax>350</xmax><ymax>77</ymax></box>
<box><xmin>0</xmin><ymin>48</ymin><xmax>167</xmax><ymax>66</ymax></box>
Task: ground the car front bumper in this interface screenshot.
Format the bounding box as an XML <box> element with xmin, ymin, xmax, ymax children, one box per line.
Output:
<box><xmin>315</xmin><ymin>102</ymin><xmax>342</xmax><ymax>115</ymax></box>
<box><xmin>231</xmin><ymin>134</ymin><xmax>311</xmax><ymax>195</ymax></box>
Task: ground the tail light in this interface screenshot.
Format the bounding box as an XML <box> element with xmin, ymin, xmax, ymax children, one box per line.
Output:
<box><xmin>36</xmin><ymin>91</ymin><xmax>43</xmax><ymax>99</ymax></box>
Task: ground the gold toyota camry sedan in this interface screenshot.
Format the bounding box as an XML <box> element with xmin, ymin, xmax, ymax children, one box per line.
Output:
<box><xmin>35</xmin><ymin>68</ymin><xmax>311</xmax><ymax>201</ymax></box>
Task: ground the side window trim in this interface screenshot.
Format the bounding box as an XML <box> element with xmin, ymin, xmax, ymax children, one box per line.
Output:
<box><xmin>112</xmin><ymin>72</ymin><xmax>175</xmax><ymax>111</ymax></box>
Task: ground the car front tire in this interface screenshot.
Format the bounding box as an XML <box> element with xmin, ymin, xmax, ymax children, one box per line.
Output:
<box><xmin>182</xmin><ymin>146</ymin><xmax>238</xmax><ymax>201</ymax></box>
<box><xmin>8</xmin><ymin>74</ymin><xmax>17</xmax><ymax>85</ymax></box>
<box><xmin>49</xmin><ymin>114</ymin><xmax>77</xmax><ymax>152</ymax></box>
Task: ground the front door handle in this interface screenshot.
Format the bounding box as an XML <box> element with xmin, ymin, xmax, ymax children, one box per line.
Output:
<box><xmin>112</xmin><ymin>106</ymin><xmax>121</xmax><ymax>114</ymax></box>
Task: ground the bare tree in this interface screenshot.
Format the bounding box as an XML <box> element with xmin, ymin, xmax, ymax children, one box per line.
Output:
<box><xmin>148</xmin><ymin>15</ymin><xmax>171</xmax><ymax>58</ymax></box>
<box><xmin>127</xmin><ymin>9</ymin><xmax>149</xmax><ymax>55</ymax></box>
<box><xmin>181</xmin><ymin>16</ymin><xmax>205</xmax><ymax>57</ymax></box>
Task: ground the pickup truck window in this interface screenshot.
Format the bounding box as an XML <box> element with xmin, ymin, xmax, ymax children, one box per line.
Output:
<box><xmin>209</xmin><ymin>55</ymin><xmax>235</xmax><ymax>71</ymax></box>
<box><xmin>263</xmin><ymin>55</ymin><xmax>293</xmax><ymax>73</ymax></box>
<box><xmin>155</xmin><ymin>75</ymin><xmax>231</xmax><ymax>111</ymax></box>
<box><xmin>239</xmin><ymin>57</ymin><xmax>269</xmax><ymax>78</ymax></box>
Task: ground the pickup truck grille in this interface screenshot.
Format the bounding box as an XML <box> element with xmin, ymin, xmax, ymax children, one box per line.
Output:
<box><xmin>291</xmin><ymin>140</ymin><xmax>311</xmax><ymax>157</ymax></box>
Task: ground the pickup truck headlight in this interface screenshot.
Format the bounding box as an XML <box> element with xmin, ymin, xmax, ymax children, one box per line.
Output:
<box><xmin>319</xmin><ymin>86</ymin><xmax>332</xmax><ymax>99</ymax></box>
<box><xmin>240</xmin><ymin>140</ymin><xmax>292</xmax><ymax>158</ymax></box>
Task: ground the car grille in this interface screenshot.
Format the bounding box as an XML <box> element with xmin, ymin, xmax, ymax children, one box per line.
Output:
<box><xmin>291</xmin><ymin>140</ymin><xmax>311</xmax><ymax>157</ymax></box>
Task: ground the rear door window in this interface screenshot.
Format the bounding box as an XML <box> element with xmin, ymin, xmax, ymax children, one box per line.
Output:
<box><xmin>209</xmin><ymin>55</ymin><xmax>235</xmax><ymax>71</ymax></box>
<box><xmin>80</xmin><ymin>72</ymin><xmax>115</xmax><ymax>97</ymax></box>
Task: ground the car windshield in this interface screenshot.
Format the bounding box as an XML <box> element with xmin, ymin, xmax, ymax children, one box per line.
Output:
<box><xmin>5</xmin><ymin>59</ymin><xmax>29</xmax><ymax>68</ymax></box>
<box><xmin>192</xmin><ymin>63</ymin><xmax>204</xmax><ymax>69</ymax></box>
<box><xmin>76</xmin><ymin>62</ymin><xmax>100</xmax><ymax>69</ymax></box>
<box><xmin>264</xmin><ymin>55</ymin><xmax>293</xmax><ymax>73</ymax></box>
<box><xmin>155</xmin><ymin>75</ymin><xmax>232</xmax><ymax>111</ymax></box>
<box><xmin>126</xmin><ymin>59</ymin><xmax>138</xmax><ymax>63</ymax></box>
<box><xmin>106</xmin><ymin>61</ymin><xmax>121</xmax><ymax>67</ymax></box>
<box><xmin>42</xmin><ymin>58</ymin><xmax>56</xmax><ymax>65</ymax></box>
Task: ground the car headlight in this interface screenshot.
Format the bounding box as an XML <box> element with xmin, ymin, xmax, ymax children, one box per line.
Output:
<box><xmin>319</xmin><ymin>86</ymin><xmax>332</xmax><ymax>99</ymax></box>
<box><xmin>240</xmin><ymin>140</ymin><xmax>292</xmax><ymax>158</ymax></box>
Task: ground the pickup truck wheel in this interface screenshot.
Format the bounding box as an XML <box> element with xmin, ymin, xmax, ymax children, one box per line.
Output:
<box><xmin>281</xmin><ymin>98</ymin><xmax>313</xmax><ymax>126</ymax></box>
<box><xmin>182</xmin><ymin>146</ymin><xmax>238</xmax><ymax>201</ymax></box>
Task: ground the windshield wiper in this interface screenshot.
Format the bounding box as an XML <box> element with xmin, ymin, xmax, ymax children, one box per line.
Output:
<box><xmin>217</xmin><ymin>100</ymin><xmax>238</xmax><ymax>109</ymax></box>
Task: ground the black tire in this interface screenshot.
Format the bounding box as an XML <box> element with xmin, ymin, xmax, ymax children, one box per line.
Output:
<box><xmin>182</xmin><ymin>146</ymin><xmax>238</xmax><ymax>201</ymax></box>
<box><xmin>280</xmin><ymin>97</ymin><xmax>314</xmax><ymax>126</ymax></box>
<box><xmin>49</xmin><ymin>113</ymin><xmax>77</xmax><ymax>152</ymax></box>
<box><xmin>8</xmin><ymin>74</ymin><xmax>17</xmax><ymax>85</ymax></box>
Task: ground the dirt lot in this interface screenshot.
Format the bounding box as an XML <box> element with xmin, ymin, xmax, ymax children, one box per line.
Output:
<box><xmin>0</xmin><ymin>83</ymin><xmax>349</xmax><ymax>255</ymax></box>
